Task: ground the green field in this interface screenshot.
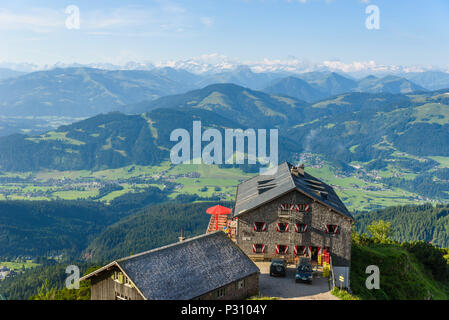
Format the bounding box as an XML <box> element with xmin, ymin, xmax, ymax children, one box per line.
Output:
<box><xmin>0</xmin><ymin>152</ymin><xmax>445</xmax><ymax>212</ymax></box>
<box><xmin>306</xmin><ymin>165</ymin><xmax>423</xmax><ymax>211</ymax></box>
<box><xmin>0</xmin><ymin>260</ymin><xmax>40</xmax><ymax>271</ymax></box>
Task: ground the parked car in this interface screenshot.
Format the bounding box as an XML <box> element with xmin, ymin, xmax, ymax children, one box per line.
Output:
<box><xmin>269</xmin><ymin>259</ymin><xmax>287</xmax><ymax>277</ymax></box>
<box><xmin>295</xmin><ymin>259</ymin><xmax>313</xmax><ymax>284</ymax></box>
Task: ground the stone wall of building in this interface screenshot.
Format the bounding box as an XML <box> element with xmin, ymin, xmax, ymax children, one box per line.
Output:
<box><xmin>236</xmin><ymin>190</ymin><xmax>353</xmax><ymax>266</ymax></box>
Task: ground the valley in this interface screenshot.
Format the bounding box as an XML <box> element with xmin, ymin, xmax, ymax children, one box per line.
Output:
<box><xmin>0</xmin><ymin>151</ymin><xmax>443</xmax><ymax>212</ymax></box>
<box><xmin>0</xmin><ymin>81</ymin><xmax>448</xmax><ymax>214</ymax></box>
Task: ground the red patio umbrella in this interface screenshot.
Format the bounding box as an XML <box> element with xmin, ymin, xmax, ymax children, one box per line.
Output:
<box><xmin>206</xmin><ymin>205</ymin><xmax>232</xmax><ymax>231</ymax></box>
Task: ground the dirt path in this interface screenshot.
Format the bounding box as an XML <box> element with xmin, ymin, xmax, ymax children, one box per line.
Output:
<box><xmin>256</xmin><ymin>262</ymin><xmax>338</xmax><ymax>300</ymax></box>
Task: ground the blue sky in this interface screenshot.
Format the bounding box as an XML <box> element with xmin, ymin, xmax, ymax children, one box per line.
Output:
<box><xmin>1</xmin><ymin>0</ymin><xmax>448</xmax><ymax>68</ymax></box>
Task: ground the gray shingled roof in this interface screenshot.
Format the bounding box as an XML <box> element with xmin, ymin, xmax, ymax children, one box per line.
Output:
<box><xmin>233</xmin><ymin>162</ymin><xmax>353</xmax><ymax>220</ymax></box>
<box><xmin>84</xmin><ymin>232</ymin><xmax>259</xmax><ymax>300</ymax></box>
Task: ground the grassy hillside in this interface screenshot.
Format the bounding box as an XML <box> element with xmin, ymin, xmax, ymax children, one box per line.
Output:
<box><xmin>1</xmin><ymin>86</ymin><xmax>449</xmax><ymax>212</ymax></box>
<box><xmin>126</xmin><ymin>83</ymin><xmax>308</xmax><ymax>128</ymax></box>
<box><xmin>355</xmin><ymin>204</ymin><xmax>449</xmax><ymax>248</ymax></box>
<box><xmin>350</xmin><ymin>242</ymin><xmax>449</xmax><ymax>300</ymax></box>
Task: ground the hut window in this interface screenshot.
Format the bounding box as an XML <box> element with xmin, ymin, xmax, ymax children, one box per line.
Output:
<box><xmin>124</xmin><ymin>276</ymin><xmax>132</xmax><ymax>287</ymax></box>
<box><xmin>115</xmin><ymin>292</ymin><xmax>130</xmax><ymax>300</ymax></box>
<box><xmin>295</xmin><ymin>246</ymin><xmax>311</xmax><ymax>257</ymax></box>
<box><xmin>276</xmin><ymin>244</ymin><xmax>288</xmax><ymax>254</ymax></box>
<box><xmin>236</xmin><ymin>280</ymin><xmax>245</xmax><ymax>290</ymax></box>
<box><xmin>113</xmin><ymin>271</ymin><xmax>124</xmax><ymax>283</ymax></box>
<box><xmin>216</xmin><ymin>287</ymin><xmax>226</xmax><ymax>298</ymax></box>
<box><xmin>253</xmin><ymin>222</ymin><xmax>267</xmax><ymax>232</ymax></box>
<box><xmin>276</xmin><ymin>222</ymin><xmax>289</xmax><ymax>232</ymax></box>
<box><xmin>326</xmin><ymin>225</ymin><xmax>339</xmax><ymax>234</ymax></box>
<box><xmin>295</xmin><ymin>223</ymin><xmax>308</xmax><ymax>233</ymax></box>
<box><xmin>252</xmin><ymin>244</ymin><xmax>265</xmax><ymax>254</ymax></box>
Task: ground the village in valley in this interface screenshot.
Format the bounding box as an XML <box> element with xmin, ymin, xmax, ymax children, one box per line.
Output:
<box><xmin>0</xmin><ymin>152</ymin><xmax>433</xmax><ymax>211</ymax></box>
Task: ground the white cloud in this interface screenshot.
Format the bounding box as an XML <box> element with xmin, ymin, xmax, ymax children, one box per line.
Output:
<box><xmin>0</xmin><ymin>8</ymin><xmax>64</xmax><ymax>32</ymax></box>
<box><xmin>0</xmin><ymin>3</ymin><xmax>194</xmax><ymax>35</ymax></box>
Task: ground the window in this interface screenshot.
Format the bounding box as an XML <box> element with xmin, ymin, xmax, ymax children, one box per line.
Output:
<box><xmin>295</xmin><ymin>223</ymin><xmax>308</xmax><ymax>233</ymax></box>
<box><xmin>124</xmin><ymin>276</ymin><xmax>133</xmax><ymax>287</ymax></box>
<box><xmin>252</xmin><ymin>243</ymin><xmax>265</xmax><ymax>254</ymax></box>
<box><xmin>253</xmin><ymin>222</ymin><xmax>267</xmax><ymax>232</ymax></box>
<box><xmin>276</xmin><ymin>222</ymin><xmax>289</xmax><ymax>232</ymax></box>
<box><xmin>295</xmin><ymin>245</ymin><xmax>311</xmax><ymax>257</ymax></box>
<box><xmin>112</xmin><ymin>271</ymin><xmax>130</xmax><ymax>285</ymax></box>
<box><xmin>326</xmin><ymin>225</ymin><xmax>339</xmax><ymax>234</ymax></box>
<box><xmin>216</xmin><ymin>287</ymin><xmax>226</xmax><ymax>298</ymax></box>
<box><xmin>115</xmin><ymin>292</ymin><xmax>130</xmax><ymax>300</ymax></box>
<box><xmin>276</xmin><ymin>244</ymin><xmax>288</xmax><ymax>254</ymax></box>
<box><xmin>236</xmin><ymin>280</ymin><xmax>245</xmax><ymax>290</ymax></box>
<box><xmin>112</xmin><ymin>271</ymin><xmax>122</xmax><ymax>283</ymax></box>
<box><xmin>280</xmin><ymin>203</ymin><xmax>310</xmax><ymax>212</ymax></box>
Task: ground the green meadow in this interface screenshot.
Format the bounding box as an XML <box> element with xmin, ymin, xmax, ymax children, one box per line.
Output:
<box><xmin>0</xmin><ymin>153</ymin><xmax>446</xmax><ymax>212</ymax></box>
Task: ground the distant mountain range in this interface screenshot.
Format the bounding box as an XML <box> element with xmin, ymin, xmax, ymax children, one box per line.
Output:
<box><xmin>1</xmin><ymin>83</ymin><xmax>449</xmax><ymax>180</ymax></box>
<box><xmin>0</xmin><ymin>68</ymin><xmax>25</xmax><ymax>80</ymax></box>
<box><xmin>0</xmin><ymin>66</ymin><xmax>447</xmax><ymax>117</ymax></box>
<box><xmin>0</xmin><ymin>67</ymin><xmax>200</xmax><ymax>117</ymax></box>
<box><xmin>126</xmin><ymin>83</ymin><xmax>307</xmax><ymax>128</ymax></box>
<box><xmin>4</xmin><ymin>56</ymin><xmax>447</xmax><ymax>76</ymax></box>
<box><xmin>264</xmin><ymin>73</ymin><xmax>427</xmax><ymax>102</ymax></box>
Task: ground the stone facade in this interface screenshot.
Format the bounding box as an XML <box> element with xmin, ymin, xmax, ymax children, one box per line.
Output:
<box><xmin>236</xmin><ymin>190</ymin><xmax>352</xmax><ymax>267</ymax></box>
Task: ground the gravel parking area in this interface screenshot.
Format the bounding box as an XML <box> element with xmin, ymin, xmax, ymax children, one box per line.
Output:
<box><xmin>256</xmin><ymin>262</ymin><xmax>338</xmax><ymax>300</ymax></box>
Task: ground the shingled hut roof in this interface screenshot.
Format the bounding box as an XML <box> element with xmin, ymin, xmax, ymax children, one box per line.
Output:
<box><xmin>233</xmin><ymin>162</ymin><xmax>353</xmax><ymax>220</ymax></box>
<box><xmin>81</xmin><ymin>231</ymin><xmax>259</xmax><ymax>300</ymax></box>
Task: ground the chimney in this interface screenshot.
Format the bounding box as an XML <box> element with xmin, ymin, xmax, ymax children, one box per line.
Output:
<box><xmin>291</xmin><ymin>164</ymin><xmax>305</xmax><ymax>176</ymax></box>
<box><xmin>298</xmin><ymin>164</ymin><xmax>305</xmax><ymax>175</ymax></box>
<box><xmin>179</xmin><ymin>227</ymin><xmax>186</xmax><ymax>242</ymax></box>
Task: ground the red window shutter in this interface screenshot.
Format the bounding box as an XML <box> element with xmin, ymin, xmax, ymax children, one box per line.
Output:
<box><xmin>296</xmin><ymin>224</ymin><xmax>308</xmax><ymax>233</ymax></box>
<box><xmin>335</xmin><ymin>225</ymin><xmax>339</xmax><ymax>234</ymax></box>
<box><xmin>325</xmin><ymin>225</ymin><xmax>329</xmax><ymax>234</ymax></box>
<box><xmin>285</xmin><ymin>223</ymin><xmax>289</xmax><ymax>232</ymax></box>
<box><xmin>285</xmin><ymin>246</ymin><xmax>289</xmax><ymax>254</ymax></box>
<box><xmin>305</xmin><ymin>204</ymin><xmax>310</xmax><ymax>212</ymax></box>
<box><xmin>276</xmin><ymin>223</ymin><xmax>280</xmax><ymax>232</ymax></box>
<box><xmin>262</xmin><ymin>222</ymin><xmax>267</xmax><ymax>232</ymax></box>
<box><xmin>293</xmin><ymin>245</ymin><xmax>298</xmax><ymax>255</ymax></box>
<box><xmin>262</xmin><ymin>244</ymin><xmax>266</xmax><ymax>253</ymax></box>
<box><xmin>253</xmin><ymin>223</ymin><xmax>257</xmax><ymax>232</ymax></box>
<box><xmin>252</xmin><ymin>244</ymin><xmax>256</xmax><ymax>253</ymax></box>
<box><xmin>276</xmin><ymin>245</ymin><xmax>280</xmax><ymax>254</ymax></box>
